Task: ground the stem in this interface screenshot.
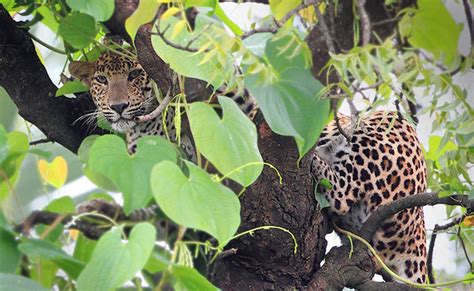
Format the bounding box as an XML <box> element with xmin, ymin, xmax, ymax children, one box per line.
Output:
<box><xmin>224</xmin><ymin>225</ymin><xmax>298</xmax><ymax>254</ymax></box>
<box><xmin>29</xmin><ymin>33</ymin><xmax>67</xmax><ymax>54</ymax></box>
<box><xmin>216</xmin><ymin>162</ymin><xmax>283</xmax><ymax>185</ymax></box>
<box><xmin>335</xmin><ymin>225</ymin><xmax>474</xmax><ymax>288</ymax></box>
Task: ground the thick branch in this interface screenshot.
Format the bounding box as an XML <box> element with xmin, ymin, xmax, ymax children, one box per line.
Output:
<box><xmin>15</xmin><ymin>211</ymin><xmax>107</xmax><ymax>240</ymax></box>
<box><xmin>0</xmin><ymin>5</ymin><xmax>102</xmax><ymax>153</ymax></box>
<box><xmin>360</xmin><ymin>193</ymin><xmax>473</xmax><ymax>241</ymax></box>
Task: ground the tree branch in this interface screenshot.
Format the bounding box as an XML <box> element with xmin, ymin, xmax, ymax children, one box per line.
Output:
<box><xmin>360</xmin><ymin>193</ymin><xmax>473</xmax><ymax>241</ymax></box>
<box><xmin>426</xmin><ymin>213</ymin><xmax>471</xmax><ymax>283</ymax></box>
<box><xmin>355</xmin><ymin>0</ymin><xmax>371</xmax><ymax>45</ymax></box>
<box><xmin>0</xmin><ymin>5</ymin><xmax>103</xmax><ymax>153</ymax></box>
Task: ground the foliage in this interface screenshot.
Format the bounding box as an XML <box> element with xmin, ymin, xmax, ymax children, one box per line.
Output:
<box><xmin>0</xmin><ymin>0</ymin><xmax>473</xmax><ymax>290</ymax></box>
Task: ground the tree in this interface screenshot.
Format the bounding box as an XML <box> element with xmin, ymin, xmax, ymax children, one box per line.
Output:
<box><xmin>0</xmin><ymin>0</ymin><xmax>473</xmax><ymax>290</ymax></box>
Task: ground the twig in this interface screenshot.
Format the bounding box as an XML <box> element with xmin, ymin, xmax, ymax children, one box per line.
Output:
<box><xmin>15</xmin><ymin>211</ymin><xmax>107</xmax><ymax>240</ymax></box>
<box><xmin>372</xmin><ymin>17</ymin><xmax>398</xmax><ymax>27</ymax></box>
<box><xmin>457</xmin><ymin>224</ymin><xmax>473</xmax><ymax>272</ymax></box>
<box><xmin>426</xmin><ymin>214</ymin><xmax>469</xmax><ymax>283</ymax></box>
<box><xmin>333</xmin><ymin>100</ymin><xmax>351</xmax><ymax>143</ymax></box>
<box><xmin>355</xmin><ymin>0</ymin><xmax>372</xmax><ymax>45</ymax></box>
<box><xmin>135</xmin><ymin>88</ymin><xmax>173</xmax><ymax>123</ymax></box>
<box><xmin>313</xmin><ymin>0</ymin><xmax>336</xmax><ymax>54</ymax></box>
<box><xmin>463</xmin><ymin>0</ymin><xmax>474</xmax><ymax>48</ymax></box>
<box><xmin>214</xmin><ymin>248</ymin><xmax>238</xmax><ymax>261</ymax></box>
<box><xmin>360</xmin><ymin>193</ymin><xmax>474</xmax><ymax>242</ymax></box>
<box><xmin>353</xmin><ymin>80</ymin><xmax>384</xmax><ymax>92</ymax></box>
<box><xmin>151</xmin><ymin>21</ymin><xmax>204</xmax><ymax>53</ymax></box>
<box><xmin>278</xmin><ymin>1</ymin><xmax>315</xmax><ymax>27</ymax></box>
<box><xmin>28</xmin><ymin>33</ymin><xmax>66</xmax><ymax>55</ymax></box>
<box><xmin>29</xmin><ymin>138</ymin><xmax>52</xmax><ymax>146</ymax></box>
<box><xmin>242</xmin><ymin>0</ymin><xmax>319</xmax><ymax>39</ymax></box>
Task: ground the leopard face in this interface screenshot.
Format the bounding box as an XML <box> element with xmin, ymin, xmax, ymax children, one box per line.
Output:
<box><xmin>69</xmin><ymin>52</ymin><xmax>154</xmax><ymax>132</ymax></box>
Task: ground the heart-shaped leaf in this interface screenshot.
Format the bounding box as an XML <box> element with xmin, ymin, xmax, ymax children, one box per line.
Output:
<box><xmin>58</xmin><ymin>13</ymin><xmax>97</xmax><ymax>49</ymax></box>
<box><xmin>125</xmin><ymin>0</ymin><xmax>159</xmax><ymax>42</ymax></box>
<box><xmin>82</xmin><ymin>135</ymin><xmax>179</xmax><ymax>214</ymax></box>
<box><xmin>189</xmin><ymin>97</ymin><xmax>263</xmax><ymax>186</ymax></box>
<box><xmin>244</xmin><ymin>31</ymin><xmax>330</xmax><ymax>158</ymax></box>
<box><xmin>18</xmin><ymin>239</ymin><xmax>85</xmax><ymax>279</ymax></box>
<box><xmin>76</xmin><ymin>223</ymin><xmax>156</xmax><ymax>291</ymax></box>
<box><xmin>38</xmin><ymin>156</ymin><xmax>68</xmax><ymax>189</ymax></box>
<box><xmin>152</xmin><ymin>161</ymin><xmax>240</xmax><ymax>246</ymax></box>
<box><xmin>170</xmin><ymin>265</ymin><xmax>219</xmax><ymax>291</ymax></box>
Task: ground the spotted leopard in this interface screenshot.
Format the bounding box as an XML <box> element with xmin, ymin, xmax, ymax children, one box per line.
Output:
<box><xmin>70</xmin><ymin>52</ymin><xmax>428</xmax><ymax>284</ymax></box>
<box><xmin>311</xmin><ymin>111</ymin><xmax>427</xmax><ymax>283</ymax></box>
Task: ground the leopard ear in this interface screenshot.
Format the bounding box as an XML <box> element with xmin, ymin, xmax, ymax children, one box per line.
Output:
<box><xmin>69</xmin><ymin>61</ymin><xmax>95</xmax><ymax>86</ymax></box>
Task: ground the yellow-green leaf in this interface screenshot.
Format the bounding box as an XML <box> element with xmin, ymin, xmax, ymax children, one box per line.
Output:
<box><xmin>38</xmin><ymin>156</ymin><xmax>68</xmax><ymax>189</ymax></box>
<box><xmin>161</xmin><ymin>7</ymin><xmax>181</xmax><ymax>20</ymax></box>
<box><xmin>171</xmin><ymin>19</ymin><xmax>187</xmax><ymax>40</ymax></box>
<box><xmin>270</xmin><ymin>0</ymin><xmax>301</xmax><ymax>22</ymax></box>
<box><xmin>125</xmin><ymin>0</ymin><xmax>160</xmax><ymax>42</ymax></box>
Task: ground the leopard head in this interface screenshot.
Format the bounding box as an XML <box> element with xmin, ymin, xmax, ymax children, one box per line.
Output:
<box><xmin>69</xmin><ymin>52</ymin><xmax>155</xmax><ymax>132</ymax></box>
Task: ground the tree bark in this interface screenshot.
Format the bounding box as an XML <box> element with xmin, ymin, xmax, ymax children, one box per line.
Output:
<box><xmin>0</xmin><ymin>5</ymin><xmax>103</xmax><ymax>153</ymax></box>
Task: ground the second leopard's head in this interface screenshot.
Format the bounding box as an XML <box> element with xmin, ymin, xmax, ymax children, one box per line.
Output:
<box><xmin>69</xmin><ymin>52</ymin><xmax>155</xmax><ymax>132</ymax></box>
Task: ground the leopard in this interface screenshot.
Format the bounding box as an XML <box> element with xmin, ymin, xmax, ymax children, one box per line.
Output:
<box><xmin>311</xmin><ymin>111</ymin><xmax>428</xmax><ymax>284</ymax></box>
<box><xmin>69</xmin><ymin>52</ymin><xmax>254</xmax><ymax>158</ymax></box>
<box><xmin>70</xmin><ymin>52</ymin><xmax>428</xmax><ymax>284</ymax></box>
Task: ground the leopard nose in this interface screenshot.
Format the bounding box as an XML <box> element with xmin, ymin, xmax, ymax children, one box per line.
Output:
<box><xmin>110</xmin><ymin>103</ymin><xmax>128</xmax><ymax>114</ymax></box>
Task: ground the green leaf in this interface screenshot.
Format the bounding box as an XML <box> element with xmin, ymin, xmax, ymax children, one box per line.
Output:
<box><xmin>151</xmin><ymin>15</ymin><xmax>225</xmax><ymax>87</ymax></box>
<box><xmin>0</xmin><ymin>227</ymin><xmax>21</xmax><ymax>273</ymax></box>
<box><xmin>144</xmin><ymin>247</ymin><xmax>171</xmax><ymax>273</ymax></box>
<box><xmin>314</xmin><ymin>180</ymin><xmax>331</xmax><ymax>209</ymax></box>
<box><xmin>170</xmin><ymin>265</ymin><xmax>219</xmax><ymax>291</ymax></box>
<box><xmin>243</xmin><ymin>33</ymin><xmax>273</xmax><ymax>57</ymax></box>
<box><xmin>185</xmin><ymin>0</ymin><xmax>216</xmax><ymax>9</ymax></box>
<box><xmin>244</xmin><ymin>31</ymin><xmax>330</xmax><ymax>157</ymax></box>
<box><xmin>426</xmin><ymin>135</ymin><xmax>457</xmax><ymax>162</ymax></box>
<box><xmin>73</xmin><ymin>233</ymin><xmax>97</xmax><ymax>264</ymax></box>
<box><xmin>399</xmin><ymin>0</ymin><xmax>462</xmax><ymax>65</ymax></box>
<box><xmin>0</xmin><ymin>274</ymin><xmax>48</xmax><ymax>291</ymax></box>
<box><xmin>37</xmin><ymin>6</ymin><xmax>59</xmax><ymax>32</ymax></box>
<box><xmin>58</xmin><ymin>13</ymin><xmax>97</xmax><ymax>49</ymax></box>
<box><xmin>56</xmin><ymin>80</ymin><xmax>89</xmax><ymax>97</ymax></box>
<box><xmin>29</xmin><ymin>259</ymin><xmax>57</xmax><ymax>289</ymax></box>
<box><xmin>43</xmin><ymin>196</ymin><xmax>75</xmax><ymax>214</ymax></box>
<box><xmin>151</xmin><ymin>161</ymin><xmax>240</xmax><ymax>246</ymax></box>
<box><xmin>125</xmin><ymin>0</ymin><xmax>160</xmax><ymax>42</ymax></box>
<box><xmin>0</xmin><ymin>131</ymin><xmax>29</xmax><ymax>201</ymax></box>
<box><xmin>78</xmin><ymin>135</ymin><xmax>116</xmax><ymax>190</ymax></box>
<box><xmin>28</xmin><ymin>148</ymin><xmax>52</xmax><ymax>159</ymax></box>
<box><xmin>189</xmin><ymin>97</ymin><xmax>263</xmax><ymax>186</ymax></box>
<box><xmin>66</xmin><ymin>0</ymin><xmax>115</xmax><ymax>22</ymax></box>
<box><xmin>76</xmin><ymin>223</ymin><xmax>156</xmax><ymax>291</ymax></box>
<box><xmin>82</xmin><ymin>135</ymin><xmax>179</xmax><ymax>214</ymax></box>
<box><xmin>18</xmin><ymin>239</ymin><xmax>85</xmax><ymax>279</ymax></box>
<box><xmin>270</xmin><ymin>0</ymin><xmax>301</xmax><ymax>22</ymax></box>
<box><xmin>0</xmin><ymin>126</ymin><xmax>8</xmax><ymax>164</ymax></box>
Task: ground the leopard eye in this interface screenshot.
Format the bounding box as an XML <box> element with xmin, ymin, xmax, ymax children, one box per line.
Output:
<box><xmin>128</xmin><ymin>69</ymin><xmax>141</xmax><ymax>81</ymax></box>
<box><xmin>95</xmin><ymin>75</ymin><xmax>107</xmax><ymax>84</ymax></box>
